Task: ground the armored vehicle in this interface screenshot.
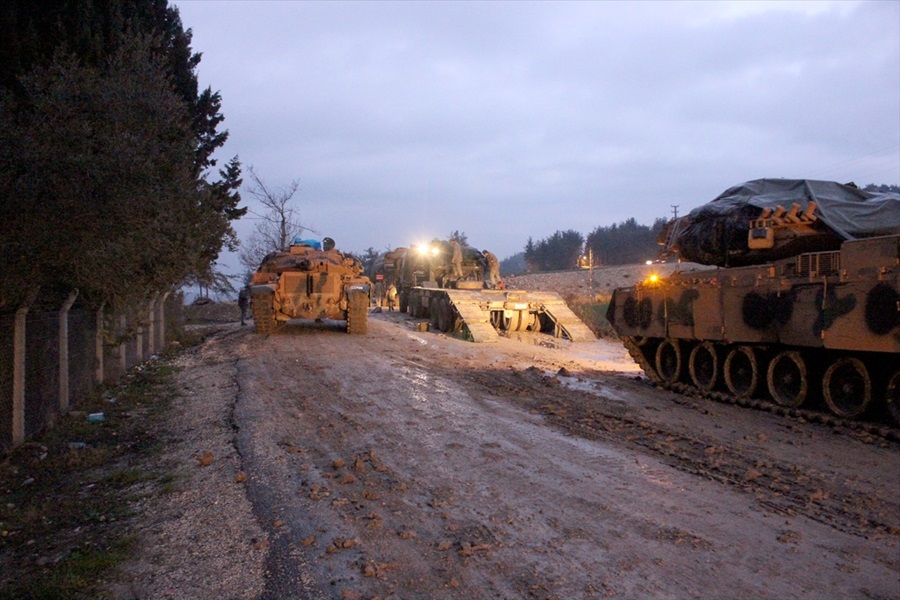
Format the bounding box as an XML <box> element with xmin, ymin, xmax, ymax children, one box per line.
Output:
<box><xmin>379</xmin><ymin>239</ymin><xmax>595</xmax><ymax>342</ymax></box>
<box><xmin>250</xmin><ymin>237</ymin><xmax>371</xmax><ymax>335</ymax></box>
<box><xmin>607</xmin><ymin>179</ymin><xmax>900</xmax><ymax>424</ymax></box>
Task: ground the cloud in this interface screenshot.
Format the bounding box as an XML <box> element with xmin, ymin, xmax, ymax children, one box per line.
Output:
<box><xmin>175</xmin><ymin>0</ymin><xmax>899</xmax><ymax>269</ymax></box>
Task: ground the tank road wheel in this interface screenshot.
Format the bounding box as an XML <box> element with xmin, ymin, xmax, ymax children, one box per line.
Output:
<box><xmin>688</xmin><ymin>342</ymin><xmax>719</xmax><ymax>391</ymax></box>
<box><xmin>886</xmin><ymin>371</ymin><xmax>900</xmax><ymax>426</ymax></box>
<box><xmin>511</xmin><ymin>311</ymin><xmax>537</xmax><ymax>332</ymax></box>
<box><xmin>251</xmin><ymin>293</ymin><xmax>277</xmax><ymax>335</ymax></box>
<box><xmin>767</xmin><ymin>351</ymin><xmax>808</xmax><ymax>408</ymax></box>
<box><xmin>724</xmin><ymin>346</ymin><xmax>759</xmax><ymax>398</ymax></box>
<box><xmin>408</xmin><ymin>293</ymin><xmax>420</xmax><ymax>318</ymax></box>
<box><xmin>346</xmin><ymin>290</ymin><xmax>368</xmax><ymax>335</ymax></box>
<box><xmin>823</xmin><ymin>358</ymin><xmax>871</xmax><ymax>419</ymax></box>
<box><xmin>654</xmin><ymin>339</ymin><xmax>682</xmax><ymax>384</ymax></box>
<box><xmin>430</xmin><ymin>299</ymin><xmax>443</xmax><ymax>331</ymax></box>
<box><xmin>431</xmin><ymin>297</ymin><xmax>453</xmax><ymax>332</ymax></box>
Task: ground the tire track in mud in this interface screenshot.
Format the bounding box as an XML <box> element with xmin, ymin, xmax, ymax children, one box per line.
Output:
<box><xmin>234</xmin><ymin>319</ymin><xmax>900</xmax><ymax>599</ymax></box>
<box><xmin>237</xmin><ymin>329</ymin><xmax>544</xmax><ymax>599</ymax></box>
<box><xmin>432</xmin><ymin>361</ymin><xmax>900</xmax><ymax>542</ymax></box>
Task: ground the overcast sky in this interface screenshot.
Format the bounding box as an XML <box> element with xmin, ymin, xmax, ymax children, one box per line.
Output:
<box><xmin>173</xmin><ymin>0</ymin><xmax>900</xmax><ymax>271</ymax></box>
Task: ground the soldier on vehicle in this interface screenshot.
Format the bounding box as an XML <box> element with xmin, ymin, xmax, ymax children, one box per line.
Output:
<box><xmin>450</xmin><ymin>239</ymin><xmax>464</xmax><ymax>280</ymax></box>
<box><xmin>482</xmin><ymin>249</ymin><xmax>501</xmax><ymax>288</ymax></box>
<box><xmin>238</xmin><ymin>287</ymin><xmax>251</xmax><ymax>326</ymax></box>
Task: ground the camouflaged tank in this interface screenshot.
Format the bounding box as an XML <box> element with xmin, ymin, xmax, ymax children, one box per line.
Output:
<box><xmin>606</xmin><ymin>179</ymin><xmax>900</xmax><ymax>424</ymax></box>
<box><xmin>249</xmin><ymin>237</ymin><xmax>371</xmax><ymax>335</ymax></box>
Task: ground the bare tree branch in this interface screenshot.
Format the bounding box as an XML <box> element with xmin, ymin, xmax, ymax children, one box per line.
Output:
<box><xmin>239</xmin><ymin>166</ymin><xmax>315</xmax><ymax>270</ymax></box>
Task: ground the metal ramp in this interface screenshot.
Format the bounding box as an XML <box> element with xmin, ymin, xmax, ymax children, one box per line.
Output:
<box><xmin>439</xmin><ymin>289</ymin><xmax>596</xmax><ymax>343</ymax></box>
<box><xmin>444</xmin><ymin>291</ymin><xmax>499</xmax><ymax>342</ymax></box>
<box><xmin>532</xmin><ymin>294</ymin><xmax>597</xmax><ymax>342</ymax></box>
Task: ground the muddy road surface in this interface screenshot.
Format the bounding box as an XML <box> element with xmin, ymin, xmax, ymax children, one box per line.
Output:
<box><xmin>192</xmin><ymin>309</ymin><xmax>897</xmax><ymax>600</ymax></box>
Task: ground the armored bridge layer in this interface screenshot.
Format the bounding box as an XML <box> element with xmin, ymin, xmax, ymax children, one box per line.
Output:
<box><xmin>406</xmin><ymin>286</ymin><xmax>596</xmax><ymax>343</ymax></box>
<box><xmin>607</xmin><ymin>234</ymin><xmax>900</xmax><ymax>423</ymax></box>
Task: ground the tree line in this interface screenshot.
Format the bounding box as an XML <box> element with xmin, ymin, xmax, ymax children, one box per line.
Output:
<box><xmin>521</xmin><ymin>217</ymin><xmax>668</xmax><ymax>273</ymax></box>
<box><xmin>0</xmin><ymin>0</ymin><xmax>243</xmax><ymax>311</ymax></box>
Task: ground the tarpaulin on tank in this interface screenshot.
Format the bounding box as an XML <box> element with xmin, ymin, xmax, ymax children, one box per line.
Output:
<box><xmin>665</xmin><ymin>179</ymin><xmax>900</xmax><ymax>266</ymax></box>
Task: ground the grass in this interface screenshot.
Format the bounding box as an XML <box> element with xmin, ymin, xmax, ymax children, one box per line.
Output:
<box><xmin>0</xmin><ymin>354</ymin><xmax>184</xmax><ymax>599</ymax></box>
<box><xmin>568</xmin><ymin>298</ymin><xmax>616</xmax><ymax>339</ymax></box>
<box><xmin>11</xmin><ymin>537</ymin><xmax>138</xmax><ymax>600</ymax></box>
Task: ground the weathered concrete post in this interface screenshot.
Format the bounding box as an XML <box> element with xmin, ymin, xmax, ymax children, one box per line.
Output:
<box><xmin>156</xmin><ymin>291</ymin><xmax>171</xmax><ymax>350</ymax></box>
<box><xmin>95</xmin><ymin>302</ymin><xmax>106</xmax><ymax>384</ymax></box>
<box><xmin>147</xmin><ymin>294</ymin><xmax>159</xmax><ymax>355</ymax></box>
<box><xmin>118</xmin><ymin>314</ymin><xmax>127</xmax><ymax>374</ymax></box>
<box><xmin>135</xmin><ymin>309</ymin><xmax>144</xmax><ymax>363</ymax></box>
<box><xmin>59</xmin><ymin>289</ymin><xmax>79</xmax><ymax>413</ymax></box>
<box><xmin>13</xmin><ymin>288</ymin><xmax>39</xmax><ymax>448</ymax></box>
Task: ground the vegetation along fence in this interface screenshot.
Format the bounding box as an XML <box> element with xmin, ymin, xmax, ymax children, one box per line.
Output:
<box><xmin>0</xmin><ymin>289</ymin><xmax>177</xmax><ymax>453</ymax></box>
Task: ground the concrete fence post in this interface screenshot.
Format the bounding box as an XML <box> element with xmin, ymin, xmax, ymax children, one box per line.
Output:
<box><xmin>58</xmin><ymin>289</ymin><xmax>79</xmax><ymax>413</ymax></box>
<box><xmin>135</xmin><ymin>310</ymin><xmax>144</xmax><ymax>364</ymax></box>
<box><xmin>147</xmin><ymin>294</ymin><xmax>159</xmax><ymax>355</ymax></box>
<box><xmin>13</xmin><ymin>288</ymin><xmax>39</xmax><ymax>448</ymax></box>
<box><xmin>118</xmin><ymin>314</ymin><xmax>127</xmax><ymax>374</ymax></box>
<box><xmin>157</xmin><ymin>291</ymin><xmax>171</xmax><ymax>350</ymax></box>
<box><xmin>95</xmin><ymin>302</ymin><xmax>106</xmax><ymax>385</ymax></box>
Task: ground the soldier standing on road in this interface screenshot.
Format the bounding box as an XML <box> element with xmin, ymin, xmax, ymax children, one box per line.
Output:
<box><xmin>482</xmin><ymin>249</ymin><xmax>501</xmax><ymax>288</ymax></box>
<box><xmin>238</xmin><ymin>287</ymin><xmax>251</xmax><ymax>326</ymax></box>
<box><xmin>450</xmin><ymin>239</ymin><xmax>464</xmax><ymax>280</ymax></box>
<box><xmin>373</xmin><ymin>279</ymin><xmax>384</xmax><ymax>307</ymax></box>
<box><xmin>386</xmin><ymin>283</ymin><xmax>398</xmax><ymax>311</ymax></box>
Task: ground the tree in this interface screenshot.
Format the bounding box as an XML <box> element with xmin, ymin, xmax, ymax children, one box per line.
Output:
<box><xmin>448</xmin><ymin>230</ymin><xmax>468</xmax><ymax>246</ymax></box>
<box><xmin>524</xmin><ymin>238</ymin><xmax>537</xmax><ymax>272</ymax></box>
<box><xmin>358</xmin><ymin>247</ymin><xmax>381</xmax><ymax>274</ymax></box>
<box><xmin>0</xmin><ymin>38</ymin><xmax>203</xmax><ymax>309</ymax></box>
<box><xmin>0</xmin><ymin>1</ymin><xmax>244</xmax><ymax>309</ymax></box>
<box><xmin>864</xmin><ymin>183</ymin><xmax>900</xmax><ymax>193</ymax></box>
<box><xmin>585</xmin><ymin>217</ymin><xmax>667</xmax><ymax>266</ymax></box>
<box><xmin>238</xmin><ymin>167</ymin><xmax>312</xmax><ymax>270</ymax></box>
<box><xmin>524</xmin><ymin>230</ymin><xmax>584</xmax><ymax>272</ymax></box>
<box><xmin>499</xmin><ymin>252</ymin><xmax>527</xmax><ymax>276</ymax></box>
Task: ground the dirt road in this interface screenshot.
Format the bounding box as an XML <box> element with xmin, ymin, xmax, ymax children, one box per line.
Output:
<box><xmin>117</xmin><ymin>310</ymin><xmax>900</xmax><ymax>599</ymax></box>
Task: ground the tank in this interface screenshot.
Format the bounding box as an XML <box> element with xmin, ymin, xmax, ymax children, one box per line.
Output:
<box><xmin>249</xmin><ymin>237</ymin><xmax>371</xmax><ymax>334</ymax></box>
<box><xmin>387</xmin><ymin>239</ymin><xmax>595</xmax><ymax>342</ymax></box>
<box><xmin>607</xmin><ymin>179</ymin><xmax>900</xmax><ymax>424</ymax></box>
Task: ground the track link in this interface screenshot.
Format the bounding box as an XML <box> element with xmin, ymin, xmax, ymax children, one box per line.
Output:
<box><xmin>623</xmin><ymin>337</ymin><xmax>900</xmax><ymax>443</ymax></box>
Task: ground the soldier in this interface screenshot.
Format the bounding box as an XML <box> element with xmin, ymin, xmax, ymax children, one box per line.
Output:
<box><xmin>482</xmin><ymin>249</ymin><xmax>501</xmax><ymax>288</ymax></box>
<box><xmin>373</xmin><ymin>278</ymin><xmax>384</xmax><ymax>307</ymax></box>
<box><xmin>386</xmin><ymin>283</ymin><xmax>398</xmax><ymax>311</ymax></box>
<box><xmin>450</xmin><ymin>239</ymin><xmax>464</xmax><ymax>280</ymax></box>
<box><xmin>238</xmin><ymin>287</ymin><xmax>251</xmax><ymax>326</ymax></box>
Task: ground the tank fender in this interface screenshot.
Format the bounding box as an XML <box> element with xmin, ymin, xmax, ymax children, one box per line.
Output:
<box><xmin>249</xmin><ymin>283</ymin><xmax>276</xmax><ymax>296</ymax></box>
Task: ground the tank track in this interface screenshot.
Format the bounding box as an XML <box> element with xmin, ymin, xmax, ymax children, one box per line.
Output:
<box><xmin>346</xmin><ymin>291</ymin><xmax>368</xmax><ymax>335</ymax></box>
<box><xmin>251</xmin><ymin>296</ymin><xmax>277</xmax><ymax>335</ymax></box>
<box><xmin>622</xmin><ymin>337</ymin><xmax>900</xmax><ymax>443</ymax></box>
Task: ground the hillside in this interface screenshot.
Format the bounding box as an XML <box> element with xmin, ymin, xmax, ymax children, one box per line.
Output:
<box><xmin>505</xmin><ymin>261</ymin><xmax>710</xmax><ymax>301</ymax></box>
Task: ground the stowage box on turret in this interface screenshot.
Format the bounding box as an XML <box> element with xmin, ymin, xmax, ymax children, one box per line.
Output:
<box><xmin>607</xmin><ymin>179</ymin><xmax>900</xmax><ymax>424</ymax></box>
<box><xmin>250</xmin><ymin>237</ymin><xmax>371</xmax><ymax>335</ymax></box>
